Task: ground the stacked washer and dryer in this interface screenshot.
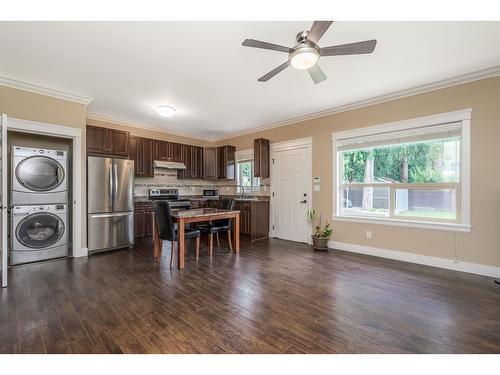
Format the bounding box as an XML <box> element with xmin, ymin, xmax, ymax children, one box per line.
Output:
<box><xmin>10</xmin><ymin>146</ymin><xmax>69</xmax><ymax>265</ymax></box>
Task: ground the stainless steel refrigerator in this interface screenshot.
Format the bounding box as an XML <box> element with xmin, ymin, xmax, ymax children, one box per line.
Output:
<box><xmin>87</xmin><ymin>156</ymin><xmax>134</xmax><ymax>252</ymax></box>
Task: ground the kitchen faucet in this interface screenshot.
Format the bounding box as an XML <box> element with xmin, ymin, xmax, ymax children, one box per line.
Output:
<box><xmin>236</xmin><ymin>184</ymin><xmax>250</xmax><ymax>198</ymax></box>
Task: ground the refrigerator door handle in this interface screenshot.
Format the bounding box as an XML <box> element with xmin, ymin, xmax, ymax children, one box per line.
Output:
<box><xmin>109</xmin><ymin>161</ymin><xmax>114</xmax><ymax>211</ymax></box>
<box><xmin>90</xmin><ymin>212</ymin><xmax>132</xmax><ymax>218</ymax></box>
<box><xmin>113</xmin><ymin>162</ymin><xmax>118</xmax><ymax>212</ymax></box>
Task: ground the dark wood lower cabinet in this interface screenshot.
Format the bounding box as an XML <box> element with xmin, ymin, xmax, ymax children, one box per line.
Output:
<box><xmin>235</xmin><ymin>200</ymin><xmax>269</xmax><ymax>241</ymax></box>
<box><xmin>134</xmin><ymin>201</ymin><xmax>154</xmax><ymax>239</ymax></box>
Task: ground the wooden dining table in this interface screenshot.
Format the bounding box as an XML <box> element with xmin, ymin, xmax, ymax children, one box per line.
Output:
<box><xmin>153</xmin><ymin>208</ymin><xmax>240</xmax><ymax>269</ymax></box>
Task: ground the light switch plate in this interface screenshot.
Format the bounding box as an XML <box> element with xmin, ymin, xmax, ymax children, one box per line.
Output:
<box><xmin>313</xmin><ymin>185</ymin><xmax>320</xmax><ymax>192</ymax></box>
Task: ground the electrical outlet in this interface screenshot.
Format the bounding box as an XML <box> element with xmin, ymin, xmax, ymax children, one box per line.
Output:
<box><xmin>366</xmin><ymin>231</ymin><xmax>372</xmax><ymax>239</ymax></box>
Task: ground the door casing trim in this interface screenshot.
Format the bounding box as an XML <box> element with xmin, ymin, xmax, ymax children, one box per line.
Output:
<box><xmin>5</xmin><ymin>116</ymin><xmax>85</xmax><ymax>261</ymax></box>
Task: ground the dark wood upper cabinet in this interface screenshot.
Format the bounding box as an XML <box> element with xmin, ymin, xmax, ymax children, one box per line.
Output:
<box><xmin>129</xmin><ymin>136</ymin><xmax>139</xmax><ymax>175</ymax></box>
<box><xmin>193</xmin><ymin>146</ymin><xmax>203</xmax><ymax>178</ymax></box>
<box><xmin>177</xmin><ymin>145</ymin><xmax>203</xmax><ymax>179</ymax></box>
<box><xmin>106</xmin><ymin>128</ymin><xmax>129</xmax><ymax>156</ymax></box>
<box><xmin>153</xmin><ymin>140</ymin><xmax>171</xmax><ymax>161</ymax></box>
<box><xmin>217</xmin><ymin>145</ymin><xmax>236</xmax><ymax>180</ymax></box>
<box><xmin>254</xmin><ymin>138</ymin><xmax>270</xmax><ymax>178</ymax></box>
<box><xmin>129</xmin><ymin>136</ymin><xmax>154</xmax><ymax>177</ymax></box>
<box><xmin>153</xmin><ymin>140</ymin><xmax>183</xmax><ymax>163</ymax></box>
<box><xmin>141</xmin><ymin>138</ymin><xmax>154</xmax><ymax>177</ymax></box>
<box><xmin>86</xmin><ymin>125</ymin><xmax>106</xmax><ymax>153</ymax></box>
<box><xmin>86</xmin><ymin>125</ymin><xmax>129</xmax><ymax>156</ymax></box>
<box><xmin>178</xmin><ymin>144</ymin><xmax>191</xmax><ymax>179</ymax></box>
<box><xmin>203</xmin><ymin>147</ymin><xmax>217</xmax><ymax>179</ymax></box>
<box><xmin>171</xmin><ymin>143</ymin><xmax>183</xmax><ymax>162</ymax></box>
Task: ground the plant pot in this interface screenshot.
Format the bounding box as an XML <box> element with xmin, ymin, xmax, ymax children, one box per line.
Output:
<box><xmin>311</xmin><ymin>236</ymin><xmax>329</xmax><ymax>251</ymax></box>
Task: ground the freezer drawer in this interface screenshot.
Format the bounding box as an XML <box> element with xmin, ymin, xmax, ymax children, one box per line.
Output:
<box><xmin>87</xmin><ymin>212</ymin><xmax>134</xmax><ymax>252</ymax></box>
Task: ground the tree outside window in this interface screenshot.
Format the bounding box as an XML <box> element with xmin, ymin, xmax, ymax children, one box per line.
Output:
<box><xmin>237</xmin><ymin>160</ymin><xmax>260</xmax><ymax>192</ymax></box>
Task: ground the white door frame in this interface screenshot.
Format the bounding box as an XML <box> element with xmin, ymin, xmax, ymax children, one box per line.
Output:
<box><xmin>5</xmin><ymin>116</ymin><xmax>86</xmax><ymax>260</ymax></box>
<box><xmin>1</xmin><ymin>115</ymin><xmax>8</xmax><ymax>287</ymax></box>
<box><xmin>270</xmin><ymin>137</ymin><xmax>313</xmax><ymax>242</ymax></box>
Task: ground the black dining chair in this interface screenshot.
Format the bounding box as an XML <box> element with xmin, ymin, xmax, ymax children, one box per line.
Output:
<box><xmin>196</xmin><ymin>198</ymin><xmax>235</xmax><ymax>256</ymax></box>
<box><xmin>153</xmin><ymin>201</ymin><xmax>201</xmax><ymax>268</ymax></box>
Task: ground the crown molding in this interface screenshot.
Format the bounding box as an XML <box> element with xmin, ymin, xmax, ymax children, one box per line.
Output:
<box><xmin>0</xmin><ymin>76</ymin><xmax>93</xmax><ymax>105</ymax></box>
<box><xmin>85</xmin><ymin>65</ymin><xmax>500</xmax><ymax>143</ymax></box>
<box><xmin>86</xmin><ymin>113</ymin><xmax>212</xmax><ymax>142</ymax></box>
<box><xmin>210</xmin><ymin>65</ymin><xmax>500</xmax><ymax>142</ymax></box>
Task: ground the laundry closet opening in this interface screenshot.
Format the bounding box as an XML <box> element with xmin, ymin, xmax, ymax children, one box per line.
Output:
<box><xmin>7</xmin><ymin>131</ymin><xmax>73</xmax><ymax>265</ymax></box>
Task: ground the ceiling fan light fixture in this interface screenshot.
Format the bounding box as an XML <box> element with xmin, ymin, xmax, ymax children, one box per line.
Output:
<box><xmin>290</xmin><ymin>48</ymin><xmax>320</xmax><ymax>70</ymax></box>
<box><xmin>155</xmin><ymin>105</ymin><xmax>176</xmax><ymax>117</ymax></box>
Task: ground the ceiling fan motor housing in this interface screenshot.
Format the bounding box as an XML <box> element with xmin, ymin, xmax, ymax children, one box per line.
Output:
<box><xmin>296</xmin><ymin>30</ymin><xmax>310</xmax><ymax>43</ymax></box>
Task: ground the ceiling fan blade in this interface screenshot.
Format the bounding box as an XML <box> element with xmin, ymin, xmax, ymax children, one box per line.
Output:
<box><xmin>320</xmin><ymin>39</ymin><xmax>377</xmax><ymax>56</ymax></box>
<box><xmin>242</xmin><ymin>39</ymin><xmax>291</xmax><ymax>53</ymax></box>
<box><xmin>258</xmin><ymin>61</ymin><xmax>291</xmax><ymax>82</ymax></box>
<box><xmin>308</xmin><ymin>21</ymin><xmax>334</xmax><ymax>43</ymax></box>
<box><xmin>307</xmin><ymin>64</ymin><xmax>327</xmax><ymax>84</ymax></box>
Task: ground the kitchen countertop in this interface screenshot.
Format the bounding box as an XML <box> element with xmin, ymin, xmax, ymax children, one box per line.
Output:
<box><xmin>134</xmin><ymin>195</ymin><xmax>270</xmax><ymax>202</ymax></box>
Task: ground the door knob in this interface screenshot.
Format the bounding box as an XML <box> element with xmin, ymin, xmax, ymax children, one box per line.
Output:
<box><xmin>299</xmin><ymin>200</ymin><xmax>307</xmax><ymax>204</ymax></box>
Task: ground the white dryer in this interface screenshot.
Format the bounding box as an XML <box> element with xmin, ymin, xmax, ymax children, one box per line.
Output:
<box><xmin>10</xmin><ymin>204</ymin><xmax>68</xmax><ymax>265</ymax></box>
<box><xmin>11</xmin><ymin>146</ymin><xmax>68</xmax><ymax>205</ymax></box>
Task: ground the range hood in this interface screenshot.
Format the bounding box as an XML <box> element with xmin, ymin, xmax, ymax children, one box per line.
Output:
<box><xmin>153</xmin><ymin>160</ymin><xmax>186</xmax><ymax>170</ymax></box>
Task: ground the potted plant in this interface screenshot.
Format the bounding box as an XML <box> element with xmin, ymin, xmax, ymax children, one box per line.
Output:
<box><xmin>306</xmin><ymin>209</ymin><xmax>333</xmax><ymax>251</ymax></box>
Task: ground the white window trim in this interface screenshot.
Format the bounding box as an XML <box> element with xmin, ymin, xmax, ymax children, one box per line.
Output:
<box><xmin>331</xmin><ymin>109</ymin><xmax>471</xmax><ymax>232</ymax></box>
<box><xmin>235</xmin><ymin>148</ymin><xmax>260</xmax><ymax>192</ymax></box>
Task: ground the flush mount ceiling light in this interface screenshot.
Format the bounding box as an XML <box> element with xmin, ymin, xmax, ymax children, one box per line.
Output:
<box><xmin>155</xmin><ymin>105</ymin><xmax>176</xmax><ymax>117</ymax></box>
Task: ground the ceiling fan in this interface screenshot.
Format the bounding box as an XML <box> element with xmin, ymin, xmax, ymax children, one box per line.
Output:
<box><xmin>242</xmin><ymin>21</ymin><xmax>377</xmax><ymax>84</ymax></box>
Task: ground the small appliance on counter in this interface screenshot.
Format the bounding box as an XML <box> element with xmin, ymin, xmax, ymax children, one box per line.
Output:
<box><xmin>202</xmin><ymin>189</ymin><xmax>219</xmax><ymax>200</ymax></box>
<box><xmin>148</xmin><ymin>188</ymin><xmax>190</xmax><ymax>210</ymax></box>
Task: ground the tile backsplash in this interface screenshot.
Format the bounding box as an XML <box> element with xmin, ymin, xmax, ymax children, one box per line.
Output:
<box><xmin>134</xmin><ymin>169</ymin><xmax>270</xmax><ymax>197</ymax></box>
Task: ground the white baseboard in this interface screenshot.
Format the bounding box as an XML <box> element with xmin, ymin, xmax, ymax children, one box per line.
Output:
<box><xmin>73</xmin><ymin>247</ymin><xmax>88</xmax><ymax>258</ymax></box>
<box><xmin>328</xmin><ymin>240</ymin><xmax>500</xmax><ymax>279</ymax></box>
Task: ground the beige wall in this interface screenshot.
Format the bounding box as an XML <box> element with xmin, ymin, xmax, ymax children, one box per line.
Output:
<box><xmin>217</xmin><ymin>76</ymin><xmax>500</xmax><ymax>268</ymax></box>
<box><xmin>2</xmin><ymin>77</ymin><xmax>500</xmax><ymax>269</ymax></box>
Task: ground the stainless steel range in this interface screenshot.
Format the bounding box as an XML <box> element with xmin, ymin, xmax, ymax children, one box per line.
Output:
<box><xmin>148</xmin><ymin>188</ymin><xmax>190</xmax><ymax>210</ymax></box>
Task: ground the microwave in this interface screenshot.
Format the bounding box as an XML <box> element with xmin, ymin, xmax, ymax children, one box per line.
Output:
<box><xmin>203</xmin><ymin>189</ymin><xmax>219</xmax><ymax>199</ymax></box>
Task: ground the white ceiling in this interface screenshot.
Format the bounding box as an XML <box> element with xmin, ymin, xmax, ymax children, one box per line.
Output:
<box><xmin>1</xmin><ymin>21</ymin><xmax>500</xmax><ymax>140</ymax></box>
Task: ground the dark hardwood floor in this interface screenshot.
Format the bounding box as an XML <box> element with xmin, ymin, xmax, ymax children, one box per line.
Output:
<box><xmin>1</xmin><ymin>238</ymin><xmax>500</xmax><ymax>354</ymax></box>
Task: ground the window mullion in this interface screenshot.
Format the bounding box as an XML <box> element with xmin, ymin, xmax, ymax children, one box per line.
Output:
<box><xmin>389</xmin><ymin>186</ymin><xmax>395</xmax><ymax>218</ymax></box>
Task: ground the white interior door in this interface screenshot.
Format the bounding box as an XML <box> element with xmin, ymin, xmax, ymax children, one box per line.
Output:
<box><xmin>1</xmin><ymin>114</ymin><xmax>8</xmax><ymax>287</ymax></box>
<box><xmin>272</xmin><ymin>144</ymin><xmax>311</xmax><ymax>243</ymax></box>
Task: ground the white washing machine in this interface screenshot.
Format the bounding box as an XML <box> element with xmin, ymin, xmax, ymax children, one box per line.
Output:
<box><xmin>10</xmin><ymin>204</ymin><xmax>68</xmax><ymax>265</ymax></box>
<box><xmin>11</xmin><ymin>146</ymin><xmax>68</xmax><ymax>205</ymax></box>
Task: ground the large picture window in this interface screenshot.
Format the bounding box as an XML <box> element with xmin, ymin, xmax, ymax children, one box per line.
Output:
<box><xmin>332</xmin><ymin>110</ymin><xmax>471</xmax><ymax>231</ymax></box>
